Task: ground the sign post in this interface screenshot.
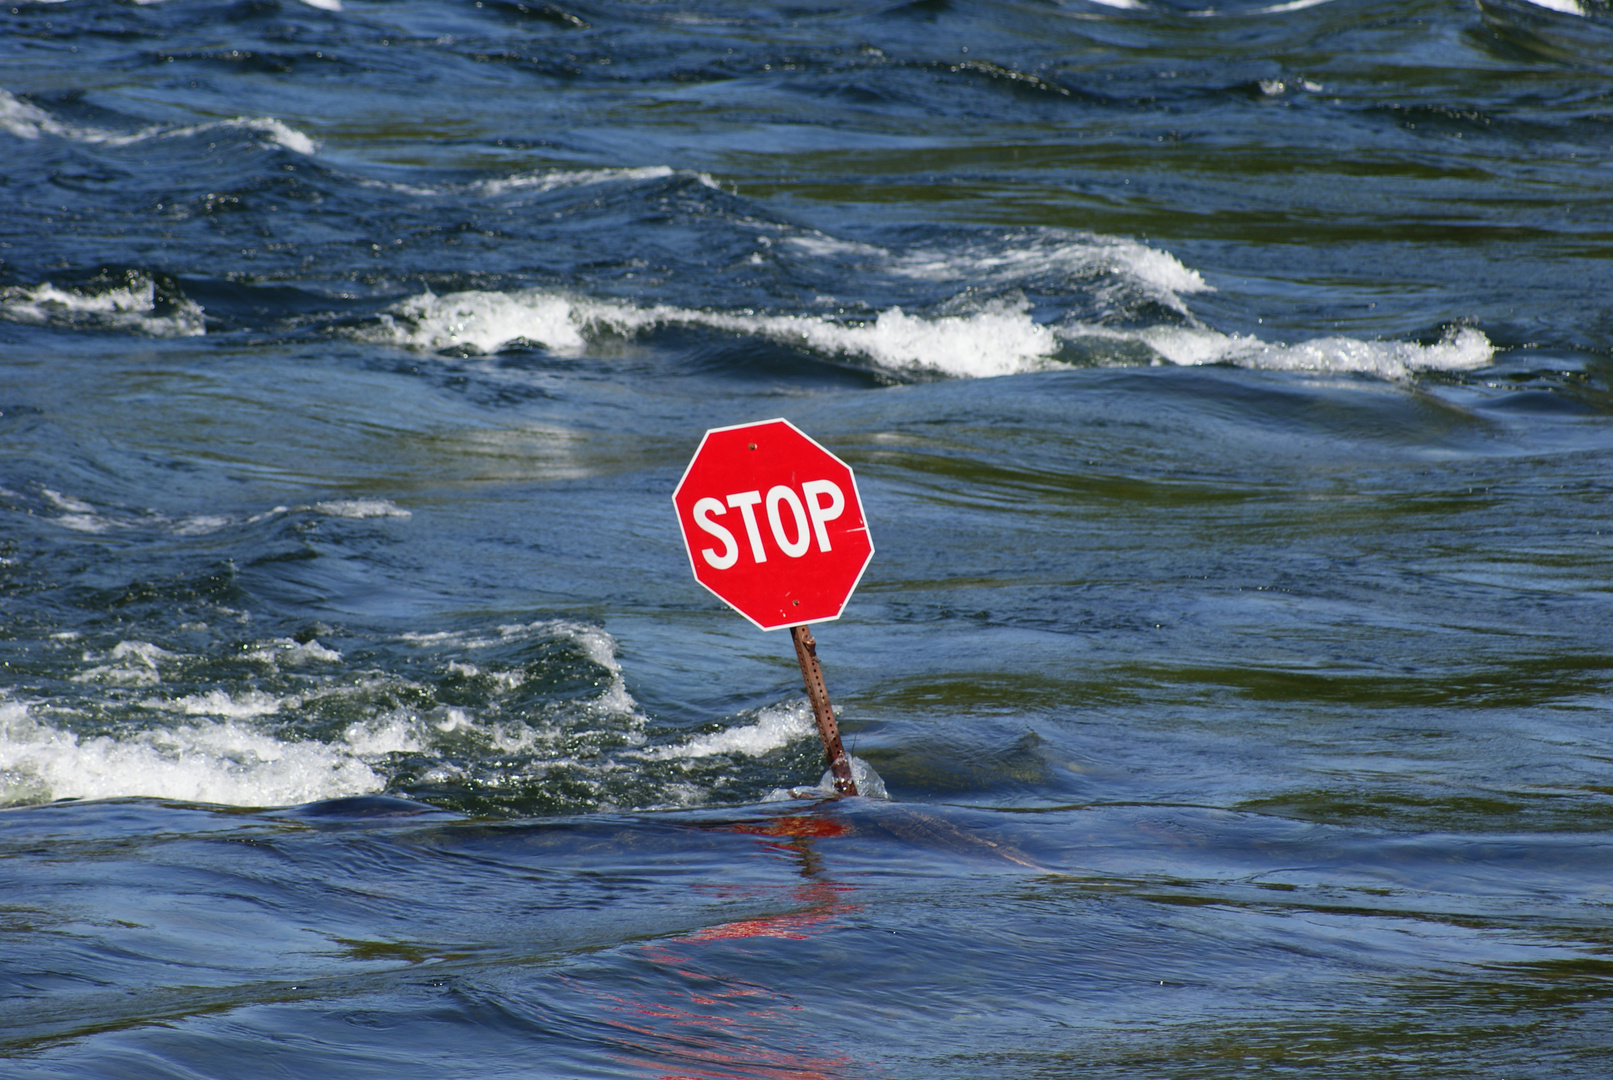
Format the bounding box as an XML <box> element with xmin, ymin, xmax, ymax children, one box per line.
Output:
<box><xmin>790</xmin><ymin>624</ymin><xmax>855</xmax><ymax>794</ymax></box>
<box><xmin>672</xmin><ymin>418</ymin><xmax>874</xmax><ymax>796</ymax></box>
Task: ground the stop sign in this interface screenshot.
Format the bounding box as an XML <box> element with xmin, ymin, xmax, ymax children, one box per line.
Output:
<box><xmin>672</xmin><ymin>419</ymin><xmax>874</xmax><ymax>631</ymax></box>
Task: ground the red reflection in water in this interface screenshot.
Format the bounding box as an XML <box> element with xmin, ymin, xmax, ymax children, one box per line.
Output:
<box><xmin>729</xmin><ymin>815</ymin><xmax>851</xmax><ymax>840</ymax></box>
<box><xmin>590</xmin><ymin>959</ymin><xmax>852</xmax><ymax>1080</ymax></box>
<box><xmin>586</xmin><ymin>811</ymin><xmax>861</xmax><ymax>1080</ymax></box>
<box><xmin>686</xmin><ymin>880</ymin><xmax>855</xmax><ymax>942</ymax></box>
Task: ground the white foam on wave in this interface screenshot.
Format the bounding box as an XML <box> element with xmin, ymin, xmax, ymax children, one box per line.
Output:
<box><xmin>1257</xmin><ymin>77</ymin><xmax>1325</xmax><ymax>94</ymax></box>
<box><xmin>71</xmin><ymin>641</ymin><xmax>176</xmax><ymax>688</ymax></box>
<box><xmin>245</xmin><ymin>638</ymin><xmax>343</xmax><ymax>667</ymax></box>
<box><xmin>364</xmin><ymin>289</ymin><xmax>1062</xmax><ymax>378</ymax></box>
<box><xmin>340</xmin><ymin>712</ymin><xmax>434</xmax><ymax>757</ymax></box>
<box><xmin>647</xmin><ymin>701</ymin><xmax>816</xmax><ymax>761</ymax></box>
<box><xmin>26</xmin><ymin>489</ymin><xmax>414</xmax><ymax>536</ymax></box>
<box><xmin>365</xmin><ymin>286</ymin><xmax>1493</xmax><ymax>380</ymax></box>
<box><xmin>355</xmin><ymin>226</ymin><xmax>1216</xmax><ymax>378</ymax></box>
<box><xmin>371</xmin><ymin>290</ymin><xmax>591</xmax><ymax>354</ymax></box>
<box><xmin>364</xmin><ymin>165</ymin><xmax>717</xmax><ymax>200</ymax></box>
<box><xmin>400</xmin><ymin>619</ymin><xmax>644</xmax><ymax>721</ymax></box>
<box><xmin>821</xmin><ymin>755</ymin><xmax>888</xmax><ymax>799</ymax></box>
<box><xmin>0</xmin><ymin>277</ymin><xmax>205</xmax><ymax>338</ymax></box>
<box><xmin>1520</xmin><ymin>0</ymin><xmax>1585</xmax><ymax>13</ymax></box>
<box><xmin>40</xmin><ymin>487</ymin><xmax>119</xmax><ymax>534</ymax></box>
<box><xmin>735</xmin><ymin>301</ymin><xmax>1058</xmax><ymax>378</ymax></box>
<box><xmin>477</xmin><ymin>165</ymin><xmax>717</xmax><ymax>197</ymax></box>
<box><xmin>781</xmin><ymin>234</ymin><xmax>888</xmax><ymax>259</ymax></box>
<box><xmin>887</xmin><ymin>235</ymin><xmax>1211</xmax><ymax>313</ymax></box>
<box><xmin>43</xmin><ymin>489</ymin><xmax>94</xmax><ymax>514</ymax></box>
<box><xmin>171</xmin><ymin>117</ymin><xmax>317</xmax><ymax>155</ymax></box>
<box><xmin>0</xmin><ymin>668</ymin><xmax>567</xmax><ymax>808</ymax></box>
<box><xmin>89</xmin><ymin>0</ymin><xmax>338</xmax><ymax>8</ymax></box>
<box><xmin>0</xmin><ymin>697</ymin><xmax>387</xmax><ymax>808</ymax></box>
<box><xmin>1064</xmin><ymin>323</ymin><xmax>1495</xmax><ymax>379</ymax></box>
<box><xmin>762</xmin><ymin>754</ymin><xmax>889</xmax><ymax>801</ymax></box>
<box><xmin>0</xmin><ymin>617</ymin><xmax>846</xmax><ymax>810</ymax></box>
<box><xmin>1259</xmin><ymin>0</ymin><xmax>1339</xmax><ymax>13</ymax></box>
<box><xmin>312</xmin><ymin>498</ymin><xmax>412</xmax><ymax>519</ymax></box>
<box><xmin>780</xmin><ymin>230</ymin><xmax>1210</xmax><ymax>314</ymax></box>
<box><xmin>549</xmin><ymin>621</ymin><xmax>642</xmax><ymax>719</ymax></box>
<box><xmin>161</xmin><ymin>689</ymin><xmax>292</xmax><ymax>719</ymax></box>
<box><xmin>0</xmin><ymin>90</ymin><xmax>316</xmax><ymax>154</ymax></box>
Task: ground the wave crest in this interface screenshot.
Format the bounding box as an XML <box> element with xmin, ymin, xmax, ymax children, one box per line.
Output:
<box><xmin>0</xmin><ymin>272</ymin><xmax>205</xmax><ymax>337</ymax></box>
<box><xmin>0</xmin><ymin>90</ymin><xmax>316</xmax><ymax>153</ymax></box>
<box><xmin>1064</xmin><ymin>323</ymin><xmax>1495</xmax><ymax>379</ymax></box>
<box><xmin>362</xmin><ymin>285</ymin><xmax>1493</xmax><ymax>381</ymax></box>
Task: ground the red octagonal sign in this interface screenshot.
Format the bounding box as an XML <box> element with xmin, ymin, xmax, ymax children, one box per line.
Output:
<box><xmin>673</xmin><ymin>418</ymin><xmax>874</xmax><ymax>631</ymax></box>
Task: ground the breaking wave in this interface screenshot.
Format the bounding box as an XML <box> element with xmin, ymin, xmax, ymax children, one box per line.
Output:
<box><xmin>0</xmin><ymin>273</ymin><xmax>206</xmax><ymax>337</ymax></box>
<box><xmin>23</xmin><ymin>487</ymin><xmax>412</xmax><ymax>537</ymax></box>
<box><xmin>0</xmin><ymin>620</ymin><xmax>854</xmax><ymax>813</ymax></box>
<box><xmin>0</xmin><ymin>699</ymin><xmax>390</xmax><ymax>807</ymax></box>
<box><xmin>1065</xmin><ymin>323</ymin><xmax>1495</xmax><ymax>379</ymax></box>
<box><xmin>360</xmin><ymin>285</ymin><xmax>1494</xmax><ymax>381</ymax></box>
<box><xmin>0</xmin><ymin>89</ymin><xmax>316</xmax><ymax>154</ymax></box>
<box><xmin>645</xmin><ymin>701</ymin><xmax>817</xmax><ymax>761</ymax></box>
<box><xmin>360</xmin><ymin>289</ymin><xmax>1062</xmax><ymax>379</ymax></box>
<box><xmin>364</xmin><ymin>164</ymin><xmax>721</xmax><ymax>199</ymax></box>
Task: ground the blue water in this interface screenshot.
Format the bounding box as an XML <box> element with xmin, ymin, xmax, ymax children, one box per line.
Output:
<box><xmin>4</xmin><ymin>0</ymin><xmax>1613</xmax><ymax>1075</ymax></box>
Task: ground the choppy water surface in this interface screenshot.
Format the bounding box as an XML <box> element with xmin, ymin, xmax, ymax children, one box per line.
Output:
<box><xmin>4</xmin><ymin>0</ymin><xmax>1612</xmax><ymax>1075</ymax></box>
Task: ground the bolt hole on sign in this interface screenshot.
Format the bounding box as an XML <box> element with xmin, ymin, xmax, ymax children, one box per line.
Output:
<box><xmin>672</xmin><ymin>419</ymin><xmax>874</xmax><ymax>631</ymax></box>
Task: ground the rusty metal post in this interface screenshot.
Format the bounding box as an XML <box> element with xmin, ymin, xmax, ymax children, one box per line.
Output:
<box><xmin>790</xmin><ymin>624</ymin><xmax>858</xmax><ymax>796</ymax></box>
